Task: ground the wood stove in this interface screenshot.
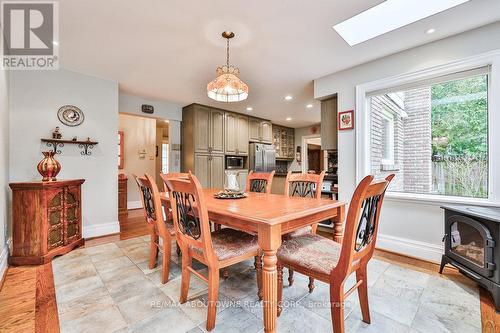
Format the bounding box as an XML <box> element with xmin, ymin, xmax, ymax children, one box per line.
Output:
<box><xmin>440</xmin><ymin>205</ymin><xmax>500</xmax><ymax>311</ymax></box>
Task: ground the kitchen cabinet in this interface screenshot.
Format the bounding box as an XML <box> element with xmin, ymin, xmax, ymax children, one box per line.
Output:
<box><xmin>182</xmin><ymin>104</ymin><xmax>225</xmax><ymax>189</ymax></box>
<box><xmin>249</xmin><ymin>117</ymin><xmax>272</xmax><ymax>143</ymax></box>
<box><xmin>194</xmin><ymin>153</ymin><xmax>224</xmax><ymax>188</ymax></box>
<box><xmin>272</xmin><ymin>125</ymin><xmax>295</xmax><ymax>159</ymax></box>
<box><xmin>210</xmin><ymin>108</ymin><xmax>225</xmax><ymax>154</ymax></box>
<box><xmin>271</xmin><ymin>175</ymin><xmax>286</xmax><ymax>195</ymax></box>
<box><xmin>210</xmin><ymin>154</ymin><xmax>224</xmax><ymax>188</ymax></box>
<box><xmin>237</xmin><ymin>115</ymin><xmax>249</xmax><ymax>155</ymax></box>
<box><xmin>185</xmin><ymin>104</ymin><xmax>224</xmax><ymax>154</ymax></box>
<box><xmin>225</xmin><ymin>112</ymin><xmax>249</xmax><ymax>156</ymax></box>
<box><xmin>321</xmin><ymin>97</ymin><xmax>338</xmax><ymax>150</ymax></box>
<box><xmin>193</xmin><ymin>104</ymin><xmax>211</xmax><ymax>153</ymax></box>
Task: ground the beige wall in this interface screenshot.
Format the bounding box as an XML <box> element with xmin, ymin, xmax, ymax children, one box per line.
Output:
<box><xmin>119</xmin><ymin>114</ymin><xmax>156</xmax><ymax>207</ymax></box>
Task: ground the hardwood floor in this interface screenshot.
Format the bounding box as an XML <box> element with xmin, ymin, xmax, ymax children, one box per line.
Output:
<box><xmin>119</xmin><ymin>209</ymin><xmax>149</xmax><ymax>240</ymax></box>
<box><xmin>0</xmin><ymin>264</ymin><xmax>59</xmax><ymax>333</ymax></box>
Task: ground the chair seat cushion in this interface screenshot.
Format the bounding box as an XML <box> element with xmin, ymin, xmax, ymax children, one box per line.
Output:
<box><xmin>192</xmin><ymin>228</ymin><xmax>259</xmax><ymax>261</ymax></box>
<box><xmin>277</xmin><ymin>233</ymin><xmax>341</xmax><ymax>276</ymax></box>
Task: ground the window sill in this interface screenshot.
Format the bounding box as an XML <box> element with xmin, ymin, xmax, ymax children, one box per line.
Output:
<box><xmin>380</xmin><ymin>164</ymin><xmax>399</xmax><ymax>172</ymax></box>
<box><xmin>385</xmin><ymin>192</ymin><xmax>500</xmax><ymax>207</ymax></box>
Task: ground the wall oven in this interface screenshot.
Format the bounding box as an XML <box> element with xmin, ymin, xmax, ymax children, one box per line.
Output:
<box><xmin>225</xmin><ymin>156</ymin><xmax>245</xmax><ymax>170</ymax></box>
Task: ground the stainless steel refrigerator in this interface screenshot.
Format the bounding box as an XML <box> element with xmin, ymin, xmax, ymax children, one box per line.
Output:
<box><xmin>249</xmin><ymin>143</ymin><xmax>276</xmax><ymax>172</ymax></box>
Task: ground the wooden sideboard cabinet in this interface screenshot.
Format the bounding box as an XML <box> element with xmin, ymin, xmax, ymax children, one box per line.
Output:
<box><xmin>9</xmin><ymin>179</ymin><xmax>85</xmax><ymax>265</ymax></box>
<box><xmin>118</xmin><ymin>174</ymin><xmax>128</xmax><ymax>217</ymax></box>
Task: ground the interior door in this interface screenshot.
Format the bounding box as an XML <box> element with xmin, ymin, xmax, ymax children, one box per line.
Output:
<box><xmin>210</xmin><ymin>154</ymin><xmax>224</xmax><ymax>189</ymax></box>
<box><xmin>210</xmin><ymin>109</ymin><xmax>225</xmax><ymax>154</ymax></box>
<box><xmin>194</xmin><ymin>105</ymin><xmax>210</xmax><ymax>153</ymax></box>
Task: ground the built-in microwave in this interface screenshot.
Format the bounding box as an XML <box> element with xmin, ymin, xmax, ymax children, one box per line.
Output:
<box><xmin>225</xmin><ymin>156</ymin><xmax>245</xmax><ymax>169</ymax></box>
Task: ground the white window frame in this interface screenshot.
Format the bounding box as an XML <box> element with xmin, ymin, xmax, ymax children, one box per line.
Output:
<box><xmin>380</xmin><ymin>108</ymin><xmax>395</xmax><ymax>166</ymax></box>
<box><xmin>355</xmin><ymin>50</ymin><xmax>500</xmax><ymax>206</ymax></box>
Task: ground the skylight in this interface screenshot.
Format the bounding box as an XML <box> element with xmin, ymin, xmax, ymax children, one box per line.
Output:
<box><xmin>333</xmin><ymin>0</ymin><xmax>470</xmax><ymax>46</ymax></box>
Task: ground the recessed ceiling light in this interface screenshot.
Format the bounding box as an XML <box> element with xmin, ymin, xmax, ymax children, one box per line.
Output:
<box><xmin>333</xmin><ymin>0</ymin><xmax>469</xmax><ymax>46</ymax></box>
<box><xmin>52</xmin><ymin>41</ymin><xmax>59</xmax><ymax>46</ymax></box>
<box><xmin>246</xmin><ymin>107</ymin><xmax>253</xmax><ymax>111</ymax></box>
<box><xmin>286</xmin><ymin>117</ymin><xmax>292</xmax><ymax>121</ymax></box>
<box><xmin>284</xmin><ymin>95</ymin><xmax>293</xmax><ymax>101</ymax></box>
<box><xmin>426</xmin><ymin>28</ymin><xmax>436</xmax><ymax>34</ymax></box>
<box><xmin>306</xmin><ymin>104</ymin><xmax>313</xmax><ymax>109</ymax></box>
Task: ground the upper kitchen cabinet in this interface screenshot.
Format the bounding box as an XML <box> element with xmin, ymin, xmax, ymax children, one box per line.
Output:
<box><xmin>210</xmin><ymin>108</ymin><xmax>225</xmax><ymax>154</ymax></box>
<box><xmin>321</xmin><ymin>96</ymin><xmax>338</xmax><ymax>150</ymax></box>
<box><xmin>272</xmin><ymin>125</ymin><xmax>295</xmax><ymax>159</ymax></box>
<box><xmin>182</xmin><ymin>104</ymin><xmax>225</xmax><ymax>155</ymax></box>
<box><xmin>225</xmin><ymin>112</ymin><xmax>249</xmax><ymax>155</ymax></box>
<box><xmin>249</xmin><ymin>117</ymin><xmax>272</xmax><ymax>143</ymax></box>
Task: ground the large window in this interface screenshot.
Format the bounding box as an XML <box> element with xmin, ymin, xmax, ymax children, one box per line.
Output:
<box><xmin>367</xmin><ymin>67</ymin><xmax>489</xmax><ymax>199</ymax></box>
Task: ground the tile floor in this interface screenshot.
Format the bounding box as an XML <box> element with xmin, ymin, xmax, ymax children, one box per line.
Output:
<box><xmin>53</xmin><ymin>236</ymin><xmax>481</xmax><ymax>333</ymax></box>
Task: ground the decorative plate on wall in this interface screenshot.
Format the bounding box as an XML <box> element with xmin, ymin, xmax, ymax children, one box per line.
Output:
<box><xmin>57</xmin><ymin>105</ymin><xmax>84</xmax><ymax>127</ymax></box>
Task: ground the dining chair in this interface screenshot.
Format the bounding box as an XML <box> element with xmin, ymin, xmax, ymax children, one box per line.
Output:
<box><xmin>164</xmin><ymin>172</ymin><xmax>262</xmax><ymax>331</ymax></box>
<box><xmin>276</xmin><ymin>174</ymin><xmax>394</xmax><ymax>333</ymax></box>
<box><xmin>133</xmin><ymin>173</ymin><xmax>176</xmax><ymax>284</ymax></box>
<box><xmin>283</xmin><ymin>170</ymin><xmax>325</xmax><ymax>291</ymax></box>
<box><xmin>245</xmin><ymin>170</ymin><xmax>275</xmax><ymax>194</ymax></box>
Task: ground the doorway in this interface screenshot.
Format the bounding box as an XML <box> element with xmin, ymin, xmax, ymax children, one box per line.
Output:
<box><xmin>118</xmin><ymin>113</ymin><xmax>170</xmax><ymax>239</ymax></box>
<box><xmin>301</xmin><ymin>135</ymin><xmax>325</xmax><ymax>174</ymax></box>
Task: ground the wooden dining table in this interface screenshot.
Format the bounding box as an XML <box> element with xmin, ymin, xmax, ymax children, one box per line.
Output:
<box><xmin>161</xmin><ymin>189</ymin><xmax>345</xmax><ymax>333</ymax></box>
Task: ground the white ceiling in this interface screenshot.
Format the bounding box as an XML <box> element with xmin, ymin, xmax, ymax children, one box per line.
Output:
<box><xmin>59</xmin><ymin>0</ymin><xmax>500</xmax><ymax>127</ymax></box>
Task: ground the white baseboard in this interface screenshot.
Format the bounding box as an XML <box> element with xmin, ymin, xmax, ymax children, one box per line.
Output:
<box><xmin>376</xmin><ymin>234</ymin><xmax>444</xmax><ymax>263</ymax></box>
<box><xmin>0</xmin><ymin>241</ymin><xmax>9</xmax><ymax>282</ymax></box>
<box><xmin>127</xmin><ymin>200</ymin><xmax>142</xmax><ymax>210</ymax></box>
<box><xmin>83</xmin><ymin>221</ymin><xmax>120</xmax><ymax>239</ymax></box>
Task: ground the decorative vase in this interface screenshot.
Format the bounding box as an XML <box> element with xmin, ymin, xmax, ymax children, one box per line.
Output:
<box><xmin>37</xmin><ymin>151</ymin><xmax>61</xmax><ymax>181</ymax></box>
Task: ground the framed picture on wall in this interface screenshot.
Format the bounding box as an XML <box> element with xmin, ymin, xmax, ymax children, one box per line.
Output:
<box><xmin>338</xmin><ymin>110</ymin><xmax>354</xmax><ymax>130</ymax></box>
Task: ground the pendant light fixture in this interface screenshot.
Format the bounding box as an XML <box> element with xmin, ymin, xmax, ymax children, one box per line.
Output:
<box><xmin>207</xmin><ymin>31</ymin><xmax>249</xmax><ymax>102</ymax></box>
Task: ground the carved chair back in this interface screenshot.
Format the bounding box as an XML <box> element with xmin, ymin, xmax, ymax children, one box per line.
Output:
<box><xmin>160</xmin><ymin>172</ymin><xmax>190</xmax><ymax>222</ymax></box>
<box><xmin>284</xmin><ymin>171</ymin><xmax>325</xmax><ymax>199</ymax></box>
<box><xmin>164</xmin><ymin>172</ymin><xmax>216</xmax><ymax>263</ymax></box>
<box><xmin>132</xmin><ymin>173</ymin><xmax>171</xmax><ymax>240</ymax></box>
<box><xmin>246</xmin><ymin>170</ymin><xmax>275</xmax><ymax>194</ymax></box>
<box><xmin>160</xmin><ymin>172</ymin><xmax>190</xmax><ymax>193</ymax></box>
<box><xmin>333</xmin><ymin>174</ymin><xmax>394</xmax><ymax>279</ymax></box>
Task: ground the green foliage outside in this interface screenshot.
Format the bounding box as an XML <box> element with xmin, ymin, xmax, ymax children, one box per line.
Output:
<box><xmin>431</xmin><ymin>75</ymin><xmax>488</xmax><ymax>198</ymax></box>
<box><xmin>431</xmin><ymin>75</ymin><xmax>488</xmax><ymax>156</ymax></box>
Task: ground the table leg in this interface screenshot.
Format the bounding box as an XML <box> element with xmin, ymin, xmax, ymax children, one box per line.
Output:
<box><xmin>332</xmin><ymin>205</ymin><xmax>345</xmax><ymax>243</ymax></box>
<box><xmin>258</xmin><ymin>224</ymin><xmax>282</xmax><ymax>333</ymax></box>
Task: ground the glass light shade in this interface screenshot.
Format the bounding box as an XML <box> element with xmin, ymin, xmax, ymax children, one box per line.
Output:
<box><xmin>207</xmin><ymin>65</ymin><xmax>249</xmax><ymax>102</ymax></box>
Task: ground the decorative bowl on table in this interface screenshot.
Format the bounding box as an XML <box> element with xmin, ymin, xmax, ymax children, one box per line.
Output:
<box><xmin>214</xmin><ymin>189</ymin><xmax>247</xmax><ymax>199</ymax></box>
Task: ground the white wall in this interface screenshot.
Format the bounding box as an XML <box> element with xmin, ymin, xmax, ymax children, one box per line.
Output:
<box><xmin>0</xmin><ymin>68</ymin><xmax>9</xmax><ymax>278</ymax></box>
<box><xmin>119</xmin><ymin>114</ymin><xmax>156</xmax><ymax>208</ymax></box>
<box><xmin>119</xmin><ymin>93</ymin><xmax>183</xmax><ymax>173</ymax></box>
<box><xmin>9</xmin><ymin>69</ymin><xmax>119</xmax><ymax>238</ymax></box>
<box><xmin>314</xmin><ymin>21</ymin><xmax>500</xmax><ymax>262</ymax></box>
